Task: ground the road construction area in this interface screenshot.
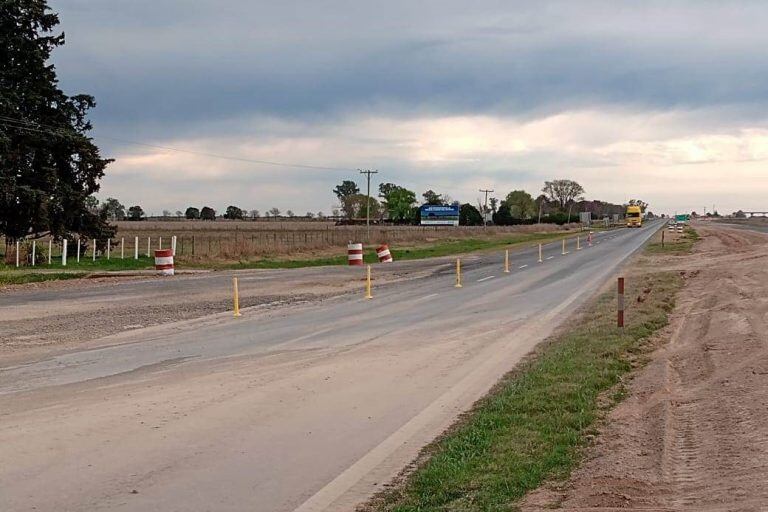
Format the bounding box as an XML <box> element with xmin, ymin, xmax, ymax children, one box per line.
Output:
<box><xmin>523</xmin><ymin>222</ymin><xmax>768</xmax><ymax>511</ymax></box>
<box><xmin>1</xmin><ymin>224</ymin><xmax>659</xmax><ymax>511</ymax></box>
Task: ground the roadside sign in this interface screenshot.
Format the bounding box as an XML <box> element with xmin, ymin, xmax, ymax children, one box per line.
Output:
<box><xmin>420</xmin><ymin>204</ymin><xmax>460</xmax><ymax>226</ymax></box>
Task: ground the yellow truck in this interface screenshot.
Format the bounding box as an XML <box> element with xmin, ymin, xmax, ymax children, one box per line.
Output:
<box><xmin>626</xmin><ymin>205</ymin><xmax>642</xmax><ymax>227</ymax></box>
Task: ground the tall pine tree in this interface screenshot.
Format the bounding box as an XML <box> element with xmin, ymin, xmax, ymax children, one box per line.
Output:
<box><xmin>0</xmin><ymin>0</ymin><xmax>114</xmax><ymax>255</ymax></box>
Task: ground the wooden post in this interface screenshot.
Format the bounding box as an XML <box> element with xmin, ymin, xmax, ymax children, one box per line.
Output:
<box><xmin>617</xmin><ymin>277</ymin><xmax>625</xmax><ymax>328</ymax></box>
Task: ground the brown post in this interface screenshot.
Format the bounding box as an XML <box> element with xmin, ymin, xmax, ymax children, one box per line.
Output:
<box><xmin>617</xmin><ymin>277</ymin><xmax>625</xmax><ymax>328</ymax></box>
<box><xmin>661</xmin><ymin>230</ymin><xmax>665</xmax><ymax>248</ymax></box>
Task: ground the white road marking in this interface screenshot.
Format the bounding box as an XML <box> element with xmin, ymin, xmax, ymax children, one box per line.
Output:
<box><xmin>518</xmin><ymin>264</ymin><xmax>528</xmax><ymax>269</ymax></box>
<box><xmin>477</xmin><ymin>276</ymin><xmax>495</xmax><ymax>282</ymax></box>
<box><xmin>413</xmin><ymin>293</ymin><xmax>439</xmax><ymax>303</ymax></box>
<box><xmin>546</xmin><ymin>256</ymin><xmax>554</xmax><ymax>260</ymax></box>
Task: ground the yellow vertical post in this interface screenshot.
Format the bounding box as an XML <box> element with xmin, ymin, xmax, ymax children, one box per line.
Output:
<box><xmin>233</xmin><ymin>277</ymin><xmax>242</xmax><ymax>317</ymax></box>
<box><xmin>577</xmin><ymin>236</ymin><xmax>581</xmax><ymax>250</ymax></box>
<box><xmin>562</xmin><ymin>238</ymin><xmax>567</xmax><ymax>255</ymax></box>
<box><xmin>538</xmin><ymin>243</ymin><xmax>543</xmax><ymax>263</ymax></box>
<box><xmin>365</xmin><ymin>265</ymin><xmax>373</xmax><ymax>299</ymax></box>
<box><xmin>455</xmin><ymin>258</ymin><xmax>463</xmax><ymax>288</ymax></box>
<box><xmin>504</xmin><ymin>249</ymin><xmax>510</xmax><ymax>273</ymax></box>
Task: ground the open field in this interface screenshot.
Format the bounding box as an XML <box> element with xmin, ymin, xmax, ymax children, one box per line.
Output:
<box><xmin>0</xmin><ymin>221</ymin><xmax>596</xmax><ymax>275</ymax></box>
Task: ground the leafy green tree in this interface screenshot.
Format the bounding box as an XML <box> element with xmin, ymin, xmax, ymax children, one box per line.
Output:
<box><xmin>127</xmin><ymin>205</ymin><xmax>145</xmax><ymax>221</ymax></box>
<box><xmin>422</xmin><ymin>190</ymin><xmax>444</xmax><ymax>206</ymax></box>
<box><xmin>333</xmin><ymin>180</ymin><xmax>359</xmax><ymax>201</ymax></box>
<box><xmin>200</xmin><ymin>206</ymin><xmax>216</xmax><ymax>220</ymax></box>
<box><xmin>99</xmin><ymin>198</ymin><xmax>125</xmax><ymax>220</ymax></box>
<box><xmin>627</xmin><ymin>199</ymin><xmax>649</xmax><ymax>212</ymax></box>
<box><xmin>185</xmin><ymin>207</ymin><xmax>200</xmax><ymax>219</ymax></box>
<box><xmin>1</xmin><ymin>1</ymin><xmax>113</xmax><ymax>248</ymax></box>
<box><xmin>459</xmin><ymin>203</ymin><xmax>483</xmax><ymax>226</ymax></box>
<box><xmin>542</xmin><ymin>180</ymin><xmax>585</xmax><ymax>210</ymax></box>
<box><xmin>379</xmin><ymin>183</ymin><xmax>417</xmax><ymax>222</ymax></box>
<box><xmin>504</xmin><ymin>190</ymin><xmax>536</xmax><ymax>218</ymax></box>
<box><xmin>224</xmin><ymin>205</ymin><xmax>244</xmax><ymax>220</ymax></box>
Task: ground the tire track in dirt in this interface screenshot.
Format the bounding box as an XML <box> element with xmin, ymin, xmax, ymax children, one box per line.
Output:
<box><xmin>521</xmin><ymin>223</ymin><xmax>768</xmax><ymax>511</ymax></box>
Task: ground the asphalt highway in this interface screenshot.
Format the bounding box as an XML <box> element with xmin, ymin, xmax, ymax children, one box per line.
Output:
<box><xmin>0</xmin><ymin>221</ymin><xmax>662</xmax><ymax>512</ymax></box>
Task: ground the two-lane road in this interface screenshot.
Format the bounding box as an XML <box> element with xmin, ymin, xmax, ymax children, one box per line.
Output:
<box><xmin>0</xmin><ymin>222</ymin><xmax>661</xmax><ymax>512</ymax></box>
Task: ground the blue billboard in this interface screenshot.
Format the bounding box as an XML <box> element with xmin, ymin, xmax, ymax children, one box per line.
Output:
<box><xmin>420</xmin><ymin>204</ymin><xmax>460</xmax><ymax>226</ymax></box>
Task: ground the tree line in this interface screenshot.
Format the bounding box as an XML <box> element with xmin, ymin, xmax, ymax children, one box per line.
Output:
<box><xmin>330</xmin><ymin>178</ymin><xmax>650</xmax><ymax>226</ymax></box>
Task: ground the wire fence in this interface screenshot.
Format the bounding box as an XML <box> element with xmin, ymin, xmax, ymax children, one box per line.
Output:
<box><xmin>1</xmin><ymin>224</ymin><xmax>577</xmax><ymax>267</ymax></box>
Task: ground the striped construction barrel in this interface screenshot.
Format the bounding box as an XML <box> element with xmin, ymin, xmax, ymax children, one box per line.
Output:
<box><xmin>376</xmin><ymin>244</ymin><xmax>393</xmax><ymax>263</ymax></box>
<box><xmin>347</xmin><ymin>243</ymin><xmax>364</xmax><ymax>266</ymax></box>
<box><xmin>154</xmin><ymin>249</ymin><xmax>175</xmax><ymax>276</ymax></box>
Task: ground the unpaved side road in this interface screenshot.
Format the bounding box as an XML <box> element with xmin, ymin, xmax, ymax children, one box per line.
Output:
<box><xmin>522</xmin><ymin>223</ymin><xmax>768</xmax><ymax>511</ymax></box>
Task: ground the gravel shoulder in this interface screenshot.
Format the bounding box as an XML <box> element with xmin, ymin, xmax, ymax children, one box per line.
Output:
<box><xmin>521</xmin><ymin>223</ymin><xmax>768</xmax><ymax>511</ymax></box>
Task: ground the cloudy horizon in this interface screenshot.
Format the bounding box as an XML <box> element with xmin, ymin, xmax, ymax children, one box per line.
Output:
<box><xmin>52</xmin><ymin>0</ymin><xmax>768</xmax><ymax>216</ymax></box>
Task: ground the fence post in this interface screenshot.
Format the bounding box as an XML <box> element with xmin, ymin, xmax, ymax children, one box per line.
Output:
<box><xmin>62</xmin><ymin>239</ymin><xmax>68</xmax><ymax>266</ymax></box>
<box><xmin>48</xmin><ymin>239</ymin><xmax>52</xmax><ymax>265</ymax></box>
<box><xmin>32</xmin><ymin>240</ymin><xmax>36</xmax><ymax>266</ymax></box>
<box><xmin>134</xmin><ymin>236</ymin><xmax>139</xmax><ymax>259</ymax></box>
<box><xmin>147</xmin><ymin>237</ymin><xmax>150</xmax><ymax>257</ymax></box>
<box><xmin>107</xmin><ymin>239</ymin><xmax>111</xmax><ymax>260</ymax></box>
<box><xmin>15</xmin><ymin>240</ymin><xmax>19</xmax><ymax>267</ymax></box>
<box><xmin>617</xmin><ymin>277</ymin><xmax>625</xmax><ymax>328</ymax></box>
<box><xmin>77</xmin><ymin>238</ymin><xmax>81</xmax><ymax>262</ymax></box>
<box><xmin>93</xmin><ymin>239</ymin><xmax>96</xmax><ymax>261</ymax></box>
<box><xmin>121</xmin><ymin>237</ymin><xmax>125</xmax><ymax>259</ymax></box>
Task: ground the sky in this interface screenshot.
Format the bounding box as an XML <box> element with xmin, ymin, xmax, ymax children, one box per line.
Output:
<box><xmin>50</xmin><ymin>0</ymin><xmax>768</xmax><ymax>216</ymax></box>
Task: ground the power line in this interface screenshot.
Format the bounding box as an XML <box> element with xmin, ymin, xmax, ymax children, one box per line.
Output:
<box><xmin>0</xmin><ymin>114</ymin><xmax>355</xmax><ymax>172</ymax></box>
<box><xmin>359</xmin><ymin>169</ymin><xmax>379</xmax><ymax>242</ymax></box>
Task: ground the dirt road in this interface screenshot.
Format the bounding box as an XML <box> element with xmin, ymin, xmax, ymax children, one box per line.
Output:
<box><xmin>523</xmin><ymin>223</ymin><xmax>768</xmax><ymax>511</ymax></box>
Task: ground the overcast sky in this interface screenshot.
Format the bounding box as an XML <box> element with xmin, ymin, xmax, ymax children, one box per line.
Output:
<box><xmin>52</xmin><ymin>0</ymin><xmax>768</xmax><ymax>215</ymax></box>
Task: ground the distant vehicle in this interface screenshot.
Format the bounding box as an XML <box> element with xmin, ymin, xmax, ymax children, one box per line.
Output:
<box><xmin>626</xmin><ymin>205</ymin><xmax>642</xmax><ymax>228</ymax></box>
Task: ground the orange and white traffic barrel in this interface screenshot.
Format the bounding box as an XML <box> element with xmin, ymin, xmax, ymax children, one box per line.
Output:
<box><xmin>347</xmin><ymin>243</ymin><xmax>364</xmax><ymax>266</ymax></box>
<box><xmin>154</xmin><ymin>249</ymin><xmax>174</xmax><ymax>276</ymax></box>
<box><xmin>376</xmin><ymin>244</ymin><xmax>393</xmax><ymax>263</ymax></box>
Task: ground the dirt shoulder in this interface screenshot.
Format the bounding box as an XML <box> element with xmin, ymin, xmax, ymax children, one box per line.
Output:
<box><xmin>521</xmin><ymin>222</ymin><xmax>768</xmax><ymax>511</ymax></box>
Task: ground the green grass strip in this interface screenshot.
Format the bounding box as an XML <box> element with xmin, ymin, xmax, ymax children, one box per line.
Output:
<box><xmin>370</xmin><ymin>269</ymin><xmax>683</xmax><ymax>511</ymax></box>
<box><xmin>219</xmin><ymin>231</ymin><xmax>588</xmax><ymax>270</ymax></box>
<box><xmin>0</xmin><ymin>272</ymin><xmax>87</xmax><ymax>286</ymax></box>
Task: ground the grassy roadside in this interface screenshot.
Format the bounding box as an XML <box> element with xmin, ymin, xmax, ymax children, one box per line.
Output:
<box><xmin>645</xmin><ymin>226</ymin><xmax>700</xmax><ymax>255</ymax></box>
<box><xmin>0</xmin><ymin>227</ymin><xmax>615</xmax><ymax>281</ymax></box>
<box><xmin>0</xmin><ymin>271</ymin><xmax>87</xmax><ymax>286</ymax></box>
<box><xmin>365</xmin><ymin>228</ymin><xmax>695</xmax><ymax>512</ymax></box>
<box><xmin>219</xmin><ymin>230</ymin><xmax>593</xmax><ymax>270</ymax></box>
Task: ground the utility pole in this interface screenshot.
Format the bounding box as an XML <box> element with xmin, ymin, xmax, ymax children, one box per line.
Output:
<box><xmin>479</xmin><ymin>188</ymin><xmax>494</xmax><ymax>227</ymax></box>
<box><xmin>359</xmin><ymin>169</ymin><xmax>379</xmax><ymax>242</ymax></box>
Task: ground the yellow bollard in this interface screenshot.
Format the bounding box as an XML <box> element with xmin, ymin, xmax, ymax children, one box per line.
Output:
<box><xmin>233</xmin><ymin>277</ymin><xmax>242</xmax><ymax>317</ymax></box>
<box><xmin>504</xmin><ymin>249</ymin><xmax>510</xmax><ymax>273</ymax></box>
<box><xmin>562</xmin><ymin>238</ymin><xmax>567</xmax><ymax>255</ymax></box>
<box><xmin>365</xmin><ymin>264</ymin><xmax>373</xmax><ymax>299</ymax></box>
<box><xmin>455</xmin><ymin>258</ymin><xmax>463</xmax><ymax>288</ymax></box>
<box><xmin>577</xmin><ymin>236</ymin><xmax>581</xmax><ymax>250</ymax></box>
<box><xmin>538</xmin><ymin>243</ymin><xmax>543</xmax><ymax>263</ymax></box>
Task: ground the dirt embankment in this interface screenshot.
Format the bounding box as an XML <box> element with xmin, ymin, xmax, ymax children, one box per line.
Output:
<box><xmin>522</xmin><ymin>223</ymin><xmax>768</xmax><ymax>511</ymax></box>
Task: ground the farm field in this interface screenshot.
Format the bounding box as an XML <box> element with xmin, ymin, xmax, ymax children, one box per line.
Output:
<box><xmin>2</xmin><ymin>220</ymin><xmax>588</xmax><ymax>271</ymax></box>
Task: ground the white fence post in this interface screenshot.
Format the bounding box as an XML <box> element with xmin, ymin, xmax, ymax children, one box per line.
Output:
<box><xmin>107</xmin><ymin>239</ymin><xmax>111</xmax><ymax>260</ymax></box>
<box><xmin>48</xmin><ymin>239</ymin><xmax>52</xmax><ymax>265</ymax></box>
<box><xmin>77</xmin><ymin>238</ymin><xmax>81</xmax><ymax>262</ymax></box>
<box><xmin>62</xmin><ymin>239</ymin><xmax>68</xmax><ymax>267</ymax></box>
<box><xmin>93</xmin><ymin>239</ymin><xmax>96</xmax><ymax>261</ymax></box>
<box><xmin>146</xmin><ymin>237</ymin><xmax>150</xmax><ymax>257</ymax></box>
<box><xmin>121</xmin><ymin>237</ymin><xmax>125</xmax><ymax>259</ymax></box>
<box><xmin>32</xmin><ymin>240</ymin><xmax>36</xmax><ymax>266</ymax></box>
<box><xmin>159</xmin><ymin>236</ymin><xmax>163</xmax><ymax>250</ymax></box>
<box><xmin>171</xmin><ymin>235</ymin><xmax>177</xmax><ymax>256</ymax></box>
<box><xmin>134</xmin><ymin>236</ymin><xmax>139</xmax><ymax>259</ymax></box>
<box><xmin>15</xmin><ymin>240</ymin><xmax>19</xmax><ymax>267</ymax></box>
